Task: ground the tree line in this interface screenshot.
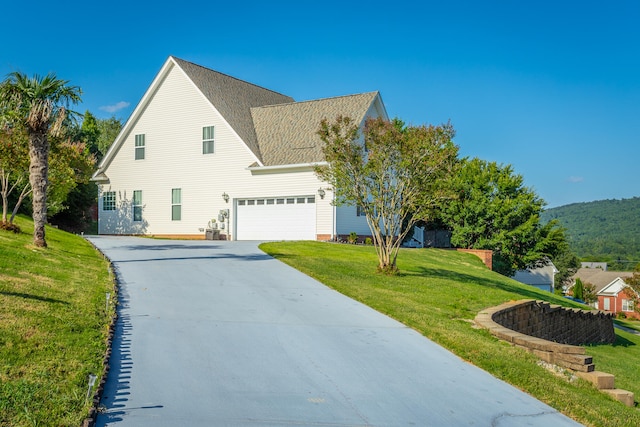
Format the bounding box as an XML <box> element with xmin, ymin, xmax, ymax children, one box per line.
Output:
<box><xmin>541</xmin><ymin>197</ymin><xmax>640</xmax><ymax>271</ymax></box>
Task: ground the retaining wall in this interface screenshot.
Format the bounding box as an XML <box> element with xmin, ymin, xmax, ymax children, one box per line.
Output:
<box><xmin>475</xmin><ymin>300</ymin><xmax>634</xmax><ymax>407</ymax></box>
<box><xmin>490</xmin><ymin>300</ymin><xmax>615</xmax><ymax>345</ymax></box>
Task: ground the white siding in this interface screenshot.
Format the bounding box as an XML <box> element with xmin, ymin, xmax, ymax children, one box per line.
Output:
<box><xmin>97</xmin><ymin>63</ymin><xmax>388</xmax><ymax>240</ymax></box>
<box><xmin>99</xmin><ymin>63</ymin><xmax>333</xmax><ymax>239</ymax></box>
<box><xmin>336</xmin><ymin>205</ymin><xmax>371</xmax><ymax>236</ymax></box>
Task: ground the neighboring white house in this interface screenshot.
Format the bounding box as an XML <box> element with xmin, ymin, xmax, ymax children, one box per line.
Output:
<box><xmin>511</xmin><ymin>262</ymin><xmax>558</xmax><ymax>293</ymax></box>
<box><xmin>92</xmin><ymin>56</ymin><xmax>388</xmax><ymax>240</ymax></box>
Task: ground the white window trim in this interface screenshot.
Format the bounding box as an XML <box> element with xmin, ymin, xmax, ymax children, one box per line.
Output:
<box><xmin>135</xmin><ymin>134</ymin><xmax>145</xmax><ymax>160</ymax></box>
<box><xmin>203</xmin><ymin>126</ymin><xmax>215</xmax><ymax>154</ymax></box>
<box><xmin>133</xmin><ymin>190</ymin><xmax>142</xmax><ymax>222</ymax></box>
<box><xmin>172</xmin><ymin>188</ymin><xmax>182</xmax><ymax>221</ymax></box>
<box><xmin>103</xmin><ymin>191</ymin><xmax>116</xmax><ymax>211</ymax></box>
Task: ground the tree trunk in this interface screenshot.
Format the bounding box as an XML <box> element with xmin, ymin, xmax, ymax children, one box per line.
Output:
<box><xmin>10</xmin><ymin>182</ymin><xmax>32</xmax><ymax>224</ymax></box>
<box><xmin>1</xmin><ymin>170</ymin><xmax>8</xmax><ymax>223</ymax></box>
<box><xmin>29</xmin><ymin>132</ymin><xmax>49</xmax><ymax>247</ymax></box>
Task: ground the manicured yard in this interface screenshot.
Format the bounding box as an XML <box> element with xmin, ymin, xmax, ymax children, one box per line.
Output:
<box><xmin>261</xmin><ymin>241</ymin><xmax>640</xmax><ymax>427</ymax></box>
<box><xmin>2</xmin><ymin>223</ymin><xmax>638</xmax><ymax>427</ymax></box>
<box><xmin>0</xmin><ymin>216</ymin><xmax>114</xmax><ymax>427</ymax></box>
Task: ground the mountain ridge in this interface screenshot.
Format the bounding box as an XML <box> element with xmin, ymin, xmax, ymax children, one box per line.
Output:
<box><xmin>541</xmin><ymin>196</ymin><xmax>640</xmax><ymax>270</ymax></box>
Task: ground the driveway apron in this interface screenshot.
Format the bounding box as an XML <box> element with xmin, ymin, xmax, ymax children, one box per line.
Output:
<box><xmin>88</xmin><ymin>236</ymin><xmax>581</xmax><ymax>427</ymax></box>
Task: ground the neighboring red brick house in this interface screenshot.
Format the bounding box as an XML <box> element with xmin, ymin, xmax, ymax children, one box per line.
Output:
<box><xmin>597</xmin><ymin>277</ymin><xmax>640</xmax><ymax>320</ymax></box>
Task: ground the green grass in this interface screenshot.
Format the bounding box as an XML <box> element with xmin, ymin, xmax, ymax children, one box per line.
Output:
<box><xmin>260</xmin><ymin>241</ymin><xmax>640</xmax><ymax>427</ymax></box>
<box><xmin>0</xmin><ymin>216</ymin><xmax>114</xmax><ymax>427</ymax></box>
<box><xmin>614</xmin><ymin>318</ymin><xmax>640</xmax><ymax>332</ymax></box>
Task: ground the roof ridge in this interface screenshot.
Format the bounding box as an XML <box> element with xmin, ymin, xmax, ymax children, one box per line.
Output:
<box><xmin>251</xmin><ymin>91</ymin><xmax>378</xmax><ymax>110</ymax></box>
<box><xmin>171</xmin><ymin>56</ymin><xmax>292</xmax><ymax>99</ymax></box>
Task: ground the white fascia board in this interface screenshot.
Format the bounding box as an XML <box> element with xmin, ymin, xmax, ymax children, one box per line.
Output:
<box><xmin>374</xmin><ymin>92</ymin><xmax>390</xmax><ymax>120</ymax></box>
<box><xmin>246</xmin><ymin>162</ymin><xmax>328</xmax><ymax>174</ymax></box>
<box><xmin>597</xmin><ymin>277</ymin><xmax>628</xmax><ymax>296</ymax></box>
<box><xmin>92</xmin><ymin>56</ymin><xmax>177</xmax><ymax>179</ymax></box>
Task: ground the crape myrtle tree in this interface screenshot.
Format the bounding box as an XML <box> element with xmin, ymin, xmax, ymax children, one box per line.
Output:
<box><xmin>0</xmin><ymin>72</ymin><xmax>82</xmax><ymax>247</ymax></box>
<box><xmin>316</xmin><ymin>116</ymin><xmax>458</xmax><ymax>274</ymax></box>
<box><xmin>0</xmin><ymin>127</ymin><xmax>31</xmax><ymax>227</ymax></box>
<box><xmin>0</xmin><ymin>124</ymin><xmax>94</xmax><ymax>230</ymax></box>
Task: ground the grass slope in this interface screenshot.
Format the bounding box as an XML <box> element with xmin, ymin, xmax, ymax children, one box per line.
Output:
<box><xmin>261</xmin><ymin>241</ymin><xmax>640</xmax><ymax>427</ymax></box>
<box><xmin>0</xmin><ymin>216</ymin><xmax>113</xmax><ymax>427</ymax></box>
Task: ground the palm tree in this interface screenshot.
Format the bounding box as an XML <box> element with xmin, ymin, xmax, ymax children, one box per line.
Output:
<box><xmin>0</xmin><ymin>72</ymin><xmax>82</xmax><ymax>247</ymax></box>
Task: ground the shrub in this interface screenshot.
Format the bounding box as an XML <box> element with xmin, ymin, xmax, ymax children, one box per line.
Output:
<box><xmin>365</xmin><ymin>237</ymin><xmax>373</xmax><ymax>245</ymax></box>
<box><xmin>348</xmin><ymin>232</ymin><xmax>358</xmax><ymax>244</ymax></box>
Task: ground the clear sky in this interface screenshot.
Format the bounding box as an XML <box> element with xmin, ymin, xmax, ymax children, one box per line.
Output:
<box><xmin>2</xmin><ymin>0</ymin><xmax>638</xmax><ymax>208</ymax></box>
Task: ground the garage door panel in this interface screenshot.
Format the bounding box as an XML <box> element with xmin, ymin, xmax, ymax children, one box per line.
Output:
<box><xmin>236</xmin><ymin>196</ymin><xmax>316</xmax><ymax>240</ymax></box>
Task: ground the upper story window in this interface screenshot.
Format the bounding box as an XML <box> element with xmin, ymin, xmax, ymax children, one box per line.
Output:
<box><xmin>171</xmin><ymin>188</ymin><xmax>182</xmax><ymax>221</ymax></box>
<box><xmin>133</xmin><ymin>190</ymin><xmax>142</xmax><ymax>221</ymax></box>
<box><xmin>103</xmin><ymin>191</ymin><xmax>116</xmax><ymax>211</ymax></box>
<box><xmin>357</xmin><ymin>205</ymin><xmax>365</xmax><ymax>217</ymax></box>
<box><xmin>135</xmin><ymin>134</ymin><xmax>145</xmax><ymax>160</ymax></box>
<box><xmin>202</xmin><ymin>126</ymin><xmax>215</xmax><ymax>154</ymax></box>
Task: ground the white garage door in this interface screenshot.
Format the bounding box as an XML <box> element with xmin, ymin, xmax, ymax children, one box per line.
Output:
<box><xmin>235</xmin><ymin>196</ymin><xmax>316</xmax><ymax>240</ymax></box>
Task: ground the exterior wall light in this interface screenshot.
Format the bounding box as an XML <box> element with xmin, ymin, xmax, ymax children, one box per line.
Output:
<box><xmin>318</xmin><ymin>188</ymin><xmax>326</xmax><ymax>199</ymax></box>
<box><xmin>222</xmin><ymin>192</ymin><xmax>229</xmax><ymax>203</ymax></box>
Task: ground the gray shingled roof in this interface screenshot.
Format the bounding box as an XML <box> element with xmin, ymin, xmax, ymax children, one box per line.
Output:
<box><xmin>251</xmin><ymin>92</ymin><xmax>378</xmax><ymax>166</ymax></box>
<box><xmin>172</xmin><ymin>57</ymin><xmax>294</xmax><ymax>162</ymax></box>
<box><xmin>571</xmin><ymin>268</ymin><xmax>633</xmax><ymax>293</ymax></box>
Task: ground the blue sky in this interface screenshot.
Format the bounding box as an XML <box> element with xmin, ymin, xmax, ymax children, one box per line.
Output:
<box><xmin>2</xmin><ymin>0</ymin><xmax>638</xmax><ymax>208</ymax></box>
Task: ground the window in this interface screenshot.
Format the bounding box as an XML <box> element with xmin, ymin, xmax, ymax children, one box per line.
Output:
<box><xmin>135</xmin><ymin>134</ymin><xmax>145</xmax><ymax>160</ymax></box>
<box><xmin>133</xmin><ymin>190</ymin><xmax>142</xmax><ymax>221</ymax></box>
<box><xmin>297</xmin><ymin>197</ymin><xmax>305</xmax><ymax>204</ymax></box>
<box><xmin>238</xmin><ymin>200</ymin><xmax>246</xmax><ymax>206</ymax></box>
<box><xmin>603</xmin><ymin>298</ymin><xmax>611</xmax><ymax>311</ymax></box>
<box><xmin>266</xmin><ymin>199</ymin><xmax>275</xmax><ymax>205</ymax></box>
<box><xmin>357</xmin><ymin>205</ymin><xmax>365</xmax><ymax>217</ymax></box>
<box><xmin>622</xmin><ymin>299</ymin><xmax>634</xmax><ymax>312</ymax></box>
<box><xmin>202</xmin><ymin>126</ymin><xmax>215</xmax><ymax>154</ymax></box>
<box><xmin>307</xmin><ymin>197</ymin><xmax>315</xmax><ymax>203</ymax></box>
<box><xmin>103</xmin><ymin>191</ymin><xmax>116</xmax><ymax>211</ymax></box>
<box><xmin>171</xmin><ymin>188</ymin><xmax>181</xmax><ymax>221</ymax></box>
<box><xmin>286</xmin><ymin>198</ymin><xmax>295</xmax><ymax>204</ymax></box>
<box><xmin>276</xmin><ymin>198</ymin><xmax>284</xmax><ymax>205</ymax></box>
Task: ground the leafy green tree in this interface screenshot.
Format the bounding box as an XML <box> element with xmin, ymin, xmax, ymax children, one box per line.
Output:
<box><xmin>96</xmin><ymin>116</ymin><xmax>122</xmax><ymax>158</ymax></box>
<box><xmin>530</xmin><ymin>219</ymin><xmax>581</xmax><ymax>291</ymax></box>
<box><xmin>583</xmin><ymin>282</ymin><xmax>597</xmax><ymax>304</ymax></box>
<box><xmin>436</xmin><ymin>157</ymin><xmax>553</xmax><ymax>276</ymax></box>
<box><xmin>0</xmin><ymin>72</ymin><xmax>81</xmax><ymax>247</ymax></box>
<box><xmin>316</xmin><ymin>116</ymin><xmax>458</xmax><ymax>274</ymax></box>
<box><xmin>80</xmin><ymin>110</ymin><xmax>100</xmax><ymax>155</ymax></box>
<box><xmin>573</xmin><ymin>278</ymin><xmax>584</xmax><ymax>300</ymax></box>
<box><xmin>47</xmin><ymin>138</ymin><xmax>95</xmax><ymax>216</ymax></box>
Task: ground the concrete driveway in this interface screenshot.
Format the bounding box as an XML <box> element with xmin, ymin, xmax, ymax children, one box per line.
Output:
<box><xmin>88</xmin><ymin>236</ymin><xmax>581</xmax><ymax>426</ymax></box>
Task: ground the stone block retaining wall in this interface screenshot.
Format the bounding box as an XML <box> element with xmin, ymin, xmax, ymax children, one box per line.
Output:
<box><xmin>475</xmin><ymin>300</ymin><xmax>634</xmax><ymax>407</ymax></box>
<box><xmin>490</xmin><ymin>300</ymin><xmax>616</xmax><ymax>345</ymax></box>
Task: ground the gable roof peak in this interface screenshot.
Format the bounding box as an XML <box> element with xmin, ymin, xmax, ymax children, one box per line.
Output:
<box><xmin>170</xmin><ymin>56</ymin><xmax>295</xmax><ymax>164</ymax></box>
<box><xmin>170</xmin><ymin>56</ymin><xmax>292</xmax><ymax>99</ymax></box>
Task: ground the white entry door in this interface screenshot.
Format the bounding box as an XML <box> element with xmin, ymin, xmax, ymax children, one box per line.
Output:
<box><xmin>235</xmin><ymin>196</ymin><xmax>316</xmax><ymax>240</ymax></box>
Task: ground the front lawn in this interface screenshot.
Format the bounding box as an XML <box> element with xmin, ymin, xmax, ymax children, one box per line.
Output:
<box><xmin>0</xmin><ymin>216</ymin><xmax>114</xmax><ymax>426</ymax></box>
<box><xmin>261</xmin><ymin>241</ymin><xmax>640</xmax><ymax>427</ymax></box>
